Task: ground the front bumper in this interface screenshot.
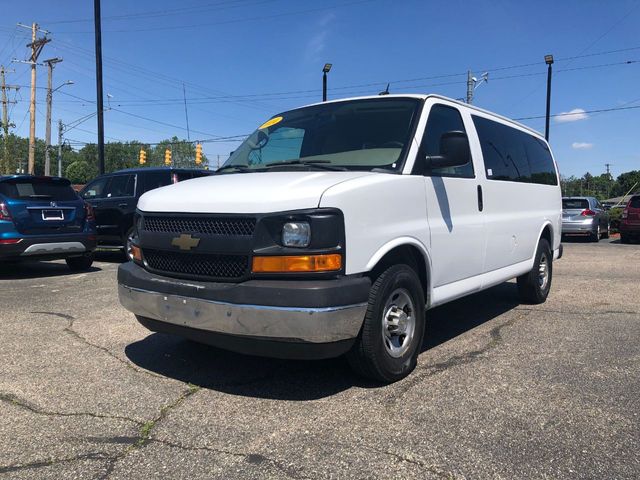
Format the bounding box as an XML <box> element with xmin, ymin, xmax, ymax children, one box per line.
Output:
<box><xmin>118</xmin><ymin>262</ymin><xmax>370</xmax><ymax>359</ymax></box>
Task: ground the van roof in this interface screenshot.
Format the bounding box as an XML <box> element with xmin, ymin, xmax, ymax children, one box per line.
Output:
<box><xmin>297</xmin><ymin>93</ymin><xmax>543</xmax><ymax>139</ymax></box>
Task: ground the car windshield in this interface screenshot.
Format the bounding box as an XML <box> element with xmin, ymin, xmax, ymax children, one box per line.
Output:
<box><xmin>222</xmin><ymin>98</ymin><xmax>421</xmax><ymax>172</ymax></box>
<box><xmin>562</xmin><ymin>199</ymin><xmax>589</xmax><ymax>210</ymax></box>
<box><xmin>0</xmin><ymin>178</ymin><xmax>78</xmax><ymax>201</ymax></box>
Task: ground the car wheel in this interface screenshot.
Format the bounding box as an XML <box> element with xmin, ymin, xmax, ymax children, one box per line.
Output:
<box><xmin>66</xmin><ymin>253</ymin><xmax>94</xmax><ymax>271</ymax></box>
<box><xmin>602</xmin><ymin>222</ymin><xmax>610</xmax><ymax>239</ymax></box>
<box><xmin>621</xmin><ymin>234</ymin><xmax>630</xmax><ymax>244</ymax></box>
<box><xmin>517</xmin><ymin>238</ymin><xmax>552</xmax><ymax>304</ymax></box>
<box><xmin>347</xmin><ymin>264</ymin><xmax>425</xmax><ymax>383</ymax></box>
<box><xmin>590</xmin><ymin>224</ymin><xmax>600</xmax><ymax>242</ymax></box>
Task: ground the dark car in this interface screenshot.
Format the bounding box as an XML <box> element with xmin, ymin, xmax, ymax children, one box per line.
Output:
<box><xmin>0</xmin><ymin>175</ymin><xmax>96</xmax><ymax>270</ymax></box>
<box><xmin>79</xmin><ymin>167</ymin><xmax>211</xmax><ymax>253</ymax></box>
<box><xmin>620</xmin><ymin>194</ymin><xmax>640</xmax><ymax>244</ymax></box>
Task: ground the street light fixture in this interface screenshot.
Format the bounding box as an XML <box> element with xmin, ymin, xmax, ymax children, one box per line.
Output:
<box><xmin>322</xmin><ymin>63</ymin><xmax>332</xmax><ymax>102</ymax></box>
<box><xmin>544</xmin><ymin>54</ymin><xmax>554</xmax><ymax>141</ymax></box>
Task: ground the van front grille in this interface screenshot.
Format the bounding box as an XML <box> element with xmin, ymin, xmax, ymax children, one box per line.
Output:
<box><xmin>142</xmin><ymin>216</ymin><xmax>256</xmax><ymax>237</ymax></box>
<box><xmin>143</xmin><ymin>248</ymin><xmax>249</xmax><ymax>280</ymax></box>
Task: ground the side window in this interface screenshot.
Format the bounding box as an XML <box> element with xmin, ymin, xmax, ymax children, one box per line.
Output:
<box><xmin>522</xmin><ymin>134</ymin><xmax>558</xmax><ymax>185</ymax></box>
<box><xmin>472</xmin><ymin>116</ymin><xmax>530</xmax><ymax>182</ymax></box>
<box><xmin>419</xmin><ymin>104</ymin><xmax>474</xmax><ymax>178</ymax></box>
<box><xmin>81</xmin><ymin>177</ymin><xmax>110</xmax><ymax>199</ymax></box>
<box><xmin>143</xmin><ymin>172</ymin><xmax>172</xmax><ymax>193</ymax></box>
<box><xmin>105</xmin><ymin>174</ymin><xmax>135</xmax><ymax>198</ymax></box>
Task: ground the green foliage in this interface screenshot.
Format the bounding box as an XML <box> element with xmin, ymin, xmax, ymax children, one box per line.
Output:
<box><xmin>608</xmin><ymin>207</ymin><xmax>623</xmax><ymax>233</ymax></box>
<box><xmin>0</xmin><ymin>134</ymin><xmax>209</xmax><ymax>177</ymax></box>
<box><xmin>65</xmin><ymin>160</ymin><xmax>98</xmax><ymax>184</ymax></box>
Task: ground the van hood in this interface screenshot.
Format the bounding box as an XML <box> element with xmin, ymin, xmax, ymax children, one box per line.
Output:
<box><xmin>137</xmin><ymin>171</ymin><xmax>374</xmax><ymax>214</ymax></box>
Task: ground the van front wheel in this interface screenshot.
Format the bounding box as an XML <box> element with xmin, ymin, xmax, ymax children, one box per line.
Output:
<box><xmin>347</xmin><ymin>264</ymin><xmax>425</xmax><ymax>383</ymax></box>
<box><xmin>517</xmin><ymin>238</ymin><xmax>552</xmax><ymax>304</ymax></box>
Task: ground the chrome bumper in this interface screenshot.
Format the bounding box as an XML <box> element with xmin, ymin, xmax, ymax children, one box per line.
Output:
<box><xmin>118</xmin><ymin>284</ymin><xmax>367</xmax><ymax>343</ymax></box>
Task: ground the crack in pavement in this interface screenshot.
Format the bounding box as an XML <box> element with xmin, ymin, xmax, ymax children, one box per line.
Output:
<box><xmin>29</xmin><ymin>311</ymin><xmax>168</xmax><ymax>381</ymax></box>
<box><xmin>148</xmin><ymin>438</ymin><xmax>310</xmax><ymax>479</ymax></box>
<box><xmin>97</xmin><ymin>384</ymin><xmax>201</xmax><ymax>480</ymax></box>
<box><xmin>0</xmin><ymin>392</ymin><xmax>143</xmax><ymax>426</ymax></box>
<box><xmin>354</xmin><ymin>442</ymin><xmax>459</xmax><ymax>479</ymax></box>
<box><xmin>0</xmin><ymin>452</ymin><xmax>115</xmax><ymax>475</ymax></box>
<box><xmin>387</xmin><ymin>311</ymin><xmax>530</xmax><ymax>401</ymax></box>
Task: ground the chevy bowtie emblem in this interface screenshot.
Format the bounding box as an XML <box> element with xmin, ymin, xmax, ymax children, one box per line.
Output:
<box><xmin>171</xmin><ymin>233</ymin><xmax>200</xmax><ymax>251</ymax></box>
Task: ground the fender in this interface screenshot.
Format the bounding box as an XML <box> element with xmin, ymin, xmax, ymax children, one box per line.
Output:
<box><xmin>531</xmin><ymin>220</ymin><xmax>555</xmax><ymax>267</ymax></box>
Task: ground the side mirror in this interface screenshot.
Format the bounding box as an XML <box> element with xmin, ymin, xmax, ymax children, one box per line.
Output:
<box><xmin>425</xmin><ymin>131</ymin><xmax>471</xmax><ymax>169</ymax></box>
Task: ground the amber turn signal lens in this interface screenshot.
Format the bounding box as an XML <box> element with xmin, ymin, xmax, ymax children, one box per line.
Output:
<box><xmin>252</xmin><ymin>254</ymin><xmax>342</xmax><ymax>273</ymax></box>
<box><xmin>130</xmin><ymin>244</ymin><xmax>143</xmax><ymax>263</ymax></box>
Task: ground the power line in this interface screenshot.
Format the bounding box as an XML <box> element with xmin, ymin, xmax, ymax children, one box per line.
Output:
<box><xmin>514</xmin><ymin>104</ymin><xmax>640</xmax><ymax>121</ymax></box>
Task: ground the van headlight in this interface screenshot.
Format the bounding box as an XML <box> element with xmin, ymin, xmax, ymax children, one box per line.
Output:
<box><xmin>282</xmin><ymin>221</ymin><xmax>311</xmax><ymax>247</ymax></box>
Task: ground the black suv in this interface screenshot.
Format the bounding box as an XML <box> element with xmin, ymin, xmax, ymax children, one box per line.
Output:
<box><xmin>80</xmin><ymin>167</ymin><xmax>210</xmax><ymax>251</ymax></box>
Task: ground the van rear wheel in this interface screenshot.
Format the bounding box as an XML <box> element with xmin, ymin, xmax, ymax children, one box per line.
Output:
<box><xmin>66</xmin><ymin>253</ymin><xmax>94</xmax><ymax>271</ymax></box>
<box><xmin>347</xmin><ymin>264</ymin><xmax>425</xmax><ymax>383</ymax></box>
<box><xmin>517</xmin><ymin>238</ymin><xmax>552</xmax><ymax>304</ymax></box>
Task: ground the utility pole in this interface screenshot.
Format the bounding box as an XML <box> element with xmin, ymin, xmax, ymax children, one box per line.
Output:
<box><xmin>18</xmin><ymin>23</ymin><xmax>50</xmax><ymax>175</ymax></box>
<box><xmin>182</xmin><ymin>83</ymin><xmax>190</xmax><ymax>141</ymax></box>
<box><xmin>94</xmin><ymin>0</ymin><xmax>106</xmax><ymax>175</ymax></box>
<box><xmin>1</xmin><ymin>66</ymin><xmax>19</xmax><ymax>174</ymax></box>
<box><xmin>544</xmin><ymin>54</ymin><xmax>554</xmax><ymax>142</ymax></box>
<box><xmin>466</xmin><ymin>70</ymin><xmax>474</xmax><ymax>104</ymax></box>
<box><xmin>57</xmin><ymin>119</ymin><xmax>64</xmax><ymax>177</ymax></box>
<box><xmin>44</xmin><ymin>58</ymin><xmax>62</xmax><ymax>176</ymax></box>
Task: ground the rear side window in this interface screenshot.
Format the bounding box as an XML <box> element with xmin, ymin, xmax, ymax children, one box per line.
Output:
<box><xmin>419</xmin><ymin>104</ymin><xmax>474</xmax><ymax>178</ymax></box>
<box><xmin>473</xmin><ymin>116</ymin><xmax>557</xmax><ymax>185</ymax></box>
<box><xmin>0</xmin><ymin>179</ymin><xmax>78</xmax><ymax>201</ymax></box>
<box><xmin>563</xmin><ymin>199</ymin><xmax>589</xmax><ymax>209</ymax></box>
<box><xmin>82</xmin><ymin>177</ymin><xmax>110</xmax><ymax>199</ymax></box>
<box><xmin>630</xmin><ymin>196</ymin><xmax>640</xmax><ymax>208</ymax></box>
<box><xmin>143</xmin><ymin>172</ymin><xmax>171</xmax><ymax>193</ymax></box>
<box><xmin>105</xmin><ymin>174</ymin><xmax>135</xmax><ymax>198</ymax></box>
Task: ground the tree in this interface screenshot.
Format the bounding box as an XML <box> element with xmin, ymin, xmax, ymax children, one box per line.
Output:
<box><xmin>65</xmin><ymin>160</ymin><xmax>98</xmax><ymax>184</ymax></box>
<box><xmin>613</xmin><ymin>170</ymin><xmax>640</xmax><ymax>197</ymax></box>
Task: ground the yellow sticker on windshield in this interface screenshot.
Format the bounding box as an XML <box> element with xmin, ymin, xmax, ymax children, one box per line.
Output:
<box><xmin>258</xmin><ymin>116</ymin><xmax>283</xmax><ymax>130</ymax></box>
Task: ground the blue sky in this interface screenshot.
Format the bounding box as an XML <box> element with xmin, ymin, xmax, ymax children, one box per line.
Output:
<box><xmin>0</xmin><ymin>0</ymin><xmax>638</xmax><ymax>177</ymax></box>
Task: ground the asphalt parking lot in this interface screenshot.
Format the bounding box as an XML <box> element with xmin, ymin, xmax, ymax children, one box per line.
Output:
<box><xmin>1</xmin><ymin>237</ymin><xmax>639</xmax><ymax>479</ymax></box>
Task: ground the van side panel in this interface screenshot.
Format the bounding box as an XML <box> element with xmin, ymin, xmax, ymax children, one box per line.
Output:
<box><xmin>318</xmin><ymin>175</ymin><xmax>430</xmax><ymax>277</ymax></box>
<box><xmin>467</xmin><ymin>112</ymin><xmax>562</xmax><ymax>275</ymax></box>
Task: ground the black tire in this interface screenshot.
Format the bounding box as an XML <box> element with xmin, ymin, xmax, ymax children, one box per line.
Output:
<box><xmin>590</xmin><ymin>224</ymin><xmax>600</xmax><ymax>242</ymax></box>
<box><xmin>347</xmin><ymin>264</ymin><xmax>425</xmax><ymax>383</ymax></box>
<box><xmin>66</xmin><ymin>253</ymin><xmax>94</xmax><ymax>271</ymax></box>
<box><xmin>602</xmin><ymin>222</ymin><xmax>610</xmax><ymax>239</ymax></box>
<box><xmin>517</xmin><ymin>238</ymin><xmax>552</xmax><ymax>304</ymax></box>
<box><xmin>620</xmin><ymin>234</ymin><xmax>630</xmax><ymax>244</ymax></box>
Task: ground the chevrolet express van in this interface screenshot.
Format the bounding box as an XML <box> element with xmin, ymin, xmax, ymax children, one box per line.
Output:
<box><xmin>118</xmin><ymin>94</ymin><xmax>562</xmax><ymax>382</ymax></box>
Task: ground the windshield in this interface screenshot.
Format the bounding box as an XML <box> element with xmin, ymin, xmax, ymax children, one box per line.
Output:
<box><xmin>562</xmin><ymin>199</ymin><xmax>589</xmax><ymax>210</ymax></box>
<box><xmin>223</xmin><ymin>98</ymin><xmax>421</xmax><ymax>172</ymax></box>
<box><xmin>0</xmin><ymin>177</ymin><xmax>78</xmax><ymax>201</ymax></box>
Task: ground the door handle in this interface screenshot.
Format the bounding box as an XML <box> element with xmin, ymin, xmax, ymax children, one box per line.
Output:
<box><xmin>118</xmin><ymin>203</ymin><xmax>128</xmax><ymax>208</ymax></box>
<box><xmin>477</xmin><ymin>185</ymin><xmax>483</xmax><ymax>212</ymax></box>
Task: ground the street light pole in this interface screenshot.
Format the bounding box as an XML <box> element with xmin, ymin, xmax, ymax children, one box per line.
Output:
<box><xmin>322</xmin><ymin>63</ymin><xmax>332</xmax><ymax>102</ymax></box>
<box><xmin>44</xmin><ymin>58</ymin><xmax>63</xmax><ymax>176</ymax></box>
<box><xmin>544</xmin><ymin>54</ymin><xmax>554</xmax><ymax>142</ymax></box>
<box><xmin>57</xmin><ymin>119</ymin><xmax>63</xmax><ymax>177</ymax></box>
<box><xmin>94</xmin><ymin>0</ymin><xmax>105</xmax><ymax>175</ymax></box>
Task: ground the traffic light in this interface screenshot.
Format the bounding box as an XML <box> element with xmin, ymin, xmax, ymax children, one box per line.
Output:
<box><xmin>195</xmin><ymin>143</ymin><xmax>202</xmax><ymax>165</ymax></box>
<box><xmin>164</xmin><ymin>148</ymin><xmax>172</xmax><ymax>166</ymax></box>
<box><xmin>139</xmin><ymin>149</ymin><xmax>146</xmax><ymax>165</ymax></box>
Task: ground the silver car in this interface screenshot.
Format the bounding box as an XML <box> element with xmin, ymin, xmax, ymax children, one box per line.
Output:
<box><xmin>562</xmin><ymin>196</ymin><xmax>610</xmax><ymax>241</ymax></box>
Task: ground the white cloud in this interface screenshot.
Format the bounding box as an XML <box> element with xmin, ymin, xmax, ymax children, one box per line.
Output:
<box><xmin>555</xmin><ymin>108</ymin><xmax>589</xmax><ymax>123</ymax></box>
<box><xmin>572</xmin><ymin>142</ymin><xmax>594</xmax><ymax>150</ymax></box>
<box><xmin>305</xmin><ymin>13</ymin><xmax>335</xmax><ymax>62</ymax></box>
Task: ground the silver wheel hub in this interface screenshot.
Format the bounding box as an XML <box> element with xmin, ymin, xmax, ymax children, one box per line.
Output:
<box><xmin>382</xmin><ymin>288</ymin><xmax>416</xmax><ymax>358</ymax></box>
<box><xmin>538</xmin><ymin>253</ymin><xmax>549</xmax><ymax>290</ymax></box>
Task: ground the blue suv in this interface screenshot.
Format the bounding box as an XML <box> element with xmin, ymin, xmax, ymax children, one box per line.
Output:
<box><xmin>0</xmin><ymin>175</ymin><xmax>97</xmax><ymax>270</ymax></box>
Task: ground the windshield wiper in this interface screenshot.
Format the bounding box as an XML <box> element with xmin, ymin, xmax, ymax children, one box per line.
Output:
<box><xmin>214</xmin><ymin>164</ymin><xmax>252</xmax><ymax>174</ymax></box>
<box><xmin>263</xmin><ymin>160</ymin><xmax>347</xmax><ymax>171</ymax></box>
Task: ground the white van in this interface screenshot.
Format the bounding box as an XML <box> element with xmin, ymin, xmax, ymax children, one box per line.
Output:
<box><xmin>118</xmin><ymin>94</ymin><xmax>562</xmax><ymax>382</ymax></box>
